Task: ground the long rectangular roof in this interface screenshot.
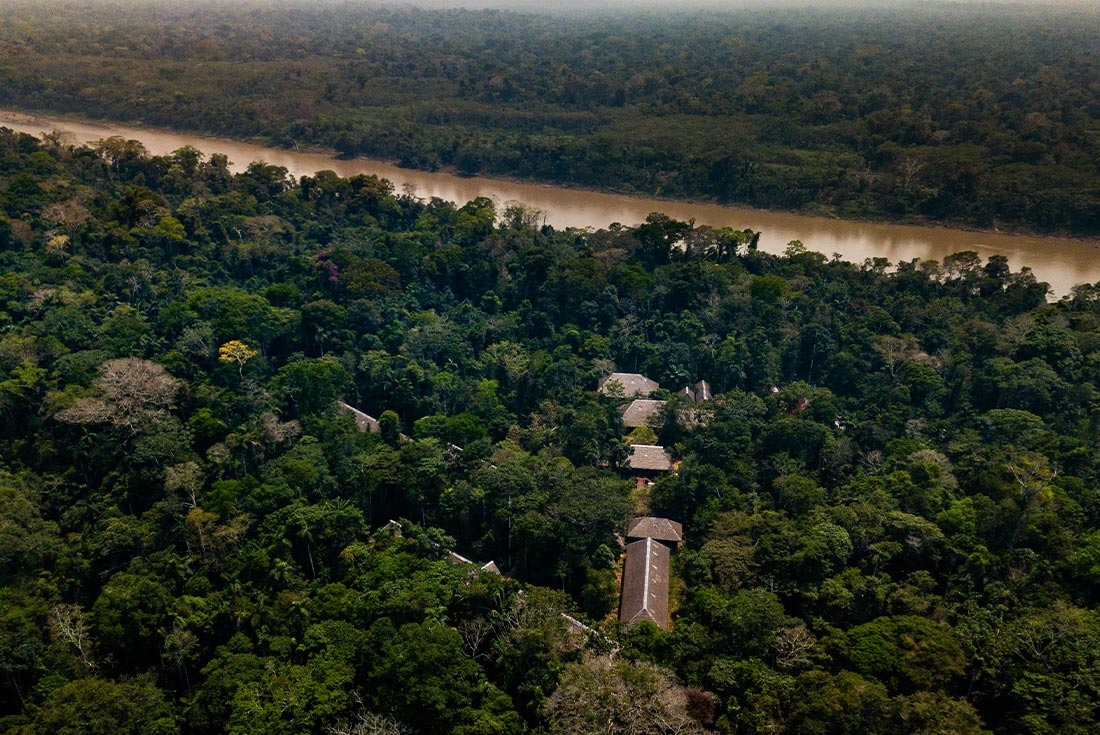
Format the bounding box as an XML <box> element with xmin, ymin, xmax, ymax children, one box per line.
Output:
<box><xmin>619</xmin><ymin>537</ymin><xmax>671</xmax><ymax>629</ymax></box>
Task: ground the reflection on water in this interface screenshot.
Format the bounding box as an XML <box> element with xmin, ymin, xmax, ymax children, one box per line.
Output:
<box><xmin>3</xmin><ymin>109</ymin><xmax>1098</xmax><ymax>296</ymax></box>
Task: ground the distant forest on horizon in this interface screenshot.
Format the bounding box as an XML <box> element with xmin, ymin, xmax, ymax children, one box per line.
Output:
<box><xmin>1</xmin><ymin>1</ymin><xmax>1099</xmax><ymax>236</ymax></box>
<box><xmin>7</xmin><ymin>4</ymin><xmax>1100</xmax><ymax>734</ymax></box>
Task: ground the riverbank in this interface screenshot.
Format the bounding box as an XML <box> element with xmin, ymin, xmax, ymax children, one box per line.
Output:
<box><xmin>3</xmin><ymin>107</ymin><xmax>1099</xmax><ymax>297</ymax></box>
<box><xmin>6</xmin><ymin>106</ymin><xmax>1092</xmax><ymax>246</ymax></box>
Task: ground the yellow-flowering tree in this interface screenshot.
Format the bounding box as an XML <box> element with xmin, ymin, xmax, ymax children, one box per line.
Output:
<box><xmin>218</xmin><ymin>340</ymin><xmax>258</xmax><ymax>377</ymax></box>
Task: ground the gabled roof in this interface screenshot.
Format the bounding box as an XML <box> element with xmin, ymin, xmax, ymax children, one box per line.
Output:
<box><xmin>448</xmin><ymin>550</ymin><xmax>475</xmax><ymax>565</ymax></box>
<box><xmin>620</xmin><ymin>399</ymin><xmax>666</xmax><ymax>428</ymax></box>
<box><xmin>599</xmin><ymin>372</ymin><xmax>660</xmax><ymax>398</ymax></box>
<box><xmin>680</xmin><ymin>380</ymin><xmax>713</xmax><ymax>403</ymax></box>
<box><xmin>627</xmin><ymin>517</ymin><xmax>683</xmax><ymax>543</ymax></box>
<box><xmin>448</xmin><ymin>551</ymin><xmax>501</xmax><ymax>576</ymax></box>
<box><xmin>336</xmin><ymin>401</ymin><xmax>380</xmax><ymax>432</ymax></box>
<box><xmin>694</xmin><ymin>380</ymin><xmax>712</xmax><ymax>402</ymax></box>
<box><xmin>625</xmin><ymin>444</ymin><xmax>673</xmax><ymax>472</ymax></box>
<box><xmin>619</xmin><ymin>537</ymin><xmax>671</xmax><ymax>630</ymax></box>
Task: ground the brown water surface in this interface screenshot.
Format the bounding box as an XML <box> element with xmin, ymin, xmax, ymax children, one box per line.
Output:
<box><xmin>4</xmin><ymin>109</ymin><xmax>1098</xmax><ymax>297</ymax></box>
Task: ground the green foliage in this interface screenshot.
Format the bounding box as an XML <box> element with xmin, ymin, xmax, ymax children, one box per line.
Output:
<box><xmin>0</xmin><ymin>120</ymin><xmax>1098</xmax><ymax>735</ymax></box>
<box><xmin>786</xmin><ymin>670</ymin><xmax>890</xmax><ymax>735</ymax></box>
<box><xmin>274</xmin><ymin>358</ymin><xmax>348</xmax><ymax>416</ymax></box>
<box><xmin>362</xmin><ymin>620</ymin><xmax>480</xmax><ymax>733</ymax></box>
<box><xmin>0</xmin><ymin>483</ymin><xmax>60</xmax><ymax>582</ymax></box>
<box><xmin>543</xmin><ymin>658</ymin><xmax>707</xmax><ymax>735</ymax></box>
<box><xmin>841</xmin><ymin>615</ymin><xmax>966</xmax><ymax>693</ymax></box>
<box><xmin>14</xmin><ymin>676</ymin><xmax>178</xmax><ymax>735</ymax></box>
<box><xmin>91</xmin><ymin>572</ymin><xmax>173</xmax><ymax>663</ymax></box>
<box><xmin>6</xmin><ymin>4</ymin><xmax>1100</xmax><ymax>234</ymax></box>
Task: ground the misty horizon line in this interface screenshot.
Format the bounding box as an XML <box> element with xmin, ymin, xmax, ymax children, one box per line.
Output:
<box><xmin>15</xmin><ymin>0</ymin><xmax>1100</xmax><ymax>15</ymax></box>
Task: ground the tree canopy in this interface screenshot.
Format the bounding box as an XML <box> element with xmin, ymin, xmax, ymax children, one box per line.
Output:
<box><xmin>1</xmin><ymin>2</ymin><xmax>1100</xmax><ymax>234</ymax></box>
<box><xmin>0</xmin><ymin>111</ymin><xmax>1099</xmax><ymax>734</ymax></box>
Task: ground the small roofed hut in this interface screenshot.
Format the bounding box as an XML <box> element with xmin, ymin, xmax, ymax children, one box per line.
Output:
<box><xmin>619</xmin><ymin>537</ymin><xmax>671</xmax><ymax>629</ymax></box>
<box><xmin>679</xmin><ymin>380</ymin><xmax>713</xmax><ymax>403</ymax></box>
<box><xmin>624</xmin><ymin>444</ymin><xmax>673</xmax><ymax>487</ymax></box>
<box><xmin>620</xmin><ymin>399</ymin><xmax>666</xmax><ymax>428</ymax></box>
<box><xmin>599</xmin><ymin>372</ymin><xmax>660</xmax><ymax>398</ymax></box>
<box><xmin>694</xmin><ymin>380</ymin><xmax>712</xmax><ymax>402</ymax></box>
<box><xmin>627</xmin><ymin>517</ymin><xmax>683</xmax><ymax>544</ymax></box>
<box><xmin>625</xmin><ymin>443</ymin><xmax>672</xmax><ymax>470</ymax></box>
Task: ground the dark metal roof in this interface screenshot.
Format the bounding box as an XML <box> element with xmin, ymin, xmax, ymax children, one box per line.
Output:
<box><xmin>627</xmin><ymin>517</ymin><xmax>684</xmax><ymax>543</ymax></box>
<box><xmin>619</xmin><ymin>537</ymin><xmax>671</xmax><ymax>630</ymax></box>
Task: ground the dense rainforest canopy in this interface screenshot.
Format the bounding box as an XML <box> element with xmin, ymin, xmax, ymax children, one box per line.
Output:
<box><xmin>1</xmin><ymin>1</ymin><xmax>1100</xmax><ymax>235</ymax></box>
<box><xmin>3</xmin><ymin>112</ymin><xmax>1100</xmax><ymax>734</ymax></box>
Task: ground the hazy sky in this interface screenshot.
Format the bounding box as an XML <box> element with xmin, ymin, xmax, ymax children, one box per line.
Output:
<box><xmin>397</xmin><ymin>0</ymin><xmax>1097</xmax><ymax>7</ymax></box>
<box><xmin>81</xmin><ymin>0</ymin><xmax>1100</xmax><ymax>16</ymax></box>
<box><xmin>96</xmin><ymin>0</ymin><xmax>1100</xmax><ymax>12</ymax></box>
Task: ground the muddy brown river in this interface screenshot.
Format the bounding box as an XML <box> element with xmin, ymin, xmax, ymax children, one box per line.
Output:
<box><xmin>3</xmin><ymin>109</ymin><xmax>1098</xmax><ymax>297</ymax></box>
